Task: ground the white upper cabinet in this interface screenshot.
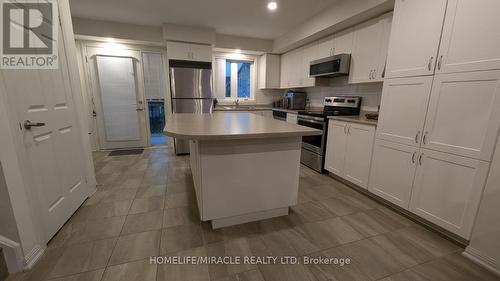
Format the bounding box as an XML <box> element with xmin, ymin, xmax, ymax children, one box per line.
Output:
<box><xmin>422</xmin><ymin>70</ymin><xmax>500</xmax><ymax>161</ymax></box>
<box><xmin>190</xmin><ymin>44</ymin><xmax>213</xmax><ymax>62</ymax></box>
<box><xmin>436</xmin><ymin>0</ymin><xmax>500</xmax><ymax>74</ymax></box>
<box><xmin>369</xmin><ymin>139</ymin><xmax>419</xmax><ymax>209</ymax></box>
<box><xmin>343</xmin><ymin>123</ymin><xmax>376</xmax><ymax>188</ymax></box>
<box><xmin>410</xmin><ymin>149</ymin><xmax>490</xmax><ymax>239</ymax></box>
<box><xmin>316</xmin><ymin>37</ymin><xmax>335</xmax><ymax>59</ymax></box>
<box><xmin>377</xmin><ymin>76</ymin><xmax>433</xmax><ymax>147</ymax></box>
<box><xmin>349</xmin><ymin>17</ymin><xmax>383</xmax><ymax>84</ymax></box>
<box><xmin>325</xmin><ymin>120</ymin><xmax>348</xmax><ymax>175</ymax></box>
<box><xmin>166</xmin><ymin>41</ymin><xmax>212</xmax><ymax>62</ymax></box>
<box><xmin>332</xmin><ymin>28</ymin><xmax>354</xmax><ymax>55</ymax></box>
<box><xmin>376</xmin><ymin>13</ymin><xmax>393</xmax><ymax>80</ymax></box>
<box><xmin>385</xmin><ymin>0</ymin><xmax>448</xmax><ymax>78</ymax></box>
<box><xmin>259</xmin><ymin>54</ymin><xmax>281</xmax><ymax>89</ymax></box>
<box><xmin>325</xmin><ymin>120</ymin><xmax>375</xmax><ymax>189</ymax></box>
<box><xmin>302</xmin><ymin>43</ymin><xmax>319</xmax><ymax>87</ymax></box>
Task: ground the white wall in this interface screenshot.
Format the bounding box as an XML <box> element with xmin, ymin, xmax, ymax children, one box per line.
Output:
<box><xmin>215</xmin><ymin>34</ymin><xmax>273</xmax><ymax>53</ymax></box>
<box><xmin>303</xmin><ymin>77</ymin><xmax>382</xmax><ymax>111</ymax></box>
<box><xmin>465</xmin><ymin>136</ymin><xmax>500</xmax><ymax>275</ymax></box>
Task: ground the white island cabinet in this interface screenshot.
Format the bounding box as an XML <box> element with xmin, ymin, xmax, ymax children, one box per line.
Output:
<box><xmin>164</xmin><ymin>112</ymin><xmax>321</xmax><ymax>228</ymax></box>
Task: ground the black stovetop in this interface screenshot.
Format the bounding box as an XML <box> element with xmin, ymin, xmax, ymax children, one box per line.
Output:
<box><xmin>298</xmin><ymin>107</ymin><xmax>360</xmax><ymax>118</ymax></box>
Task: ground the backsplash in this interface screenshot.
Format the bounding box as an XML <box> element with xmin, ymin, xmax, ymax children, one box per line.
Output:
<box><xmin>304</xmin><ymin>77</ymin><xmax>383</xmax><ymax>111</ymax></box>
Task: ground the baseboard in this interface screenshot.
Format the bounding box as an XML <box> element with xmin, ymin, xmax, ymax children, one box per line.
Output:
<box><xmin>0</xmin><ymin>236</ymin><xmax>24</xmax><ymax>273</ymax></box>
<box><xmin>463</xmin><ymin>247</ymin><xmax>500</xmax><ymax>276</ymax></box>
<box><xmin>23</xmin><ymin>245</ymin><xmax>44</xmax><ymax>270</ymax></box>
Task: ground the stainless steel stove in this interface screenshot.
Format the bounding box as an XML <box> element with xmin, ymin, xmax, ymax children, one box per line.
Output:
<box><xmin>298</xmin><ymin>96</ymin><xmax>362</xmax><ymax>173</ymax></box>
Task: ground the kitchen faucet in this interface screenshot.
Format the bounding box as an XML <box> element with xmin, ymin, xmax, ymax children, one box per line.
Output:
<box><xmin>234</xmin><ymin>99</ymin><xmax>240</xmax><ymax>107</ymax></box>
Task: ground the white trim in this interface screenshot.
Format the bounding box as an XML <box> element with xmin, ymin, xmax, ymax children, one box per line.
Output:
<box><xmin>463</xmin><ymin>247</ymin><xmax>500</xmax><ymax>277</ymax></box>
<box><xmin>23</xmin><ymin>245</ymin><xmax>44</xmax><ymax>270</ymax></box>
<box><xmin>0</xmin><ymin>236</ymin><xmax>24</xmax><ymax>273</ymax></box>
<box><xmin>74</xmin><ymin>34</ymin><xmax>165</xmax><ymax>47</ymax></box>
<box><xmin>213</xmin><ymin>51</ymin><xmax>258</xmax><ymax>102</ymax></box>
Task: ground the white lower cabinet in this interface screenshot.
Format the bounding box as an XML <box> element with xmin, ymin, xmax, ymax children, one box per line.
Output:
<box><xmin>286</xmin><ymin>113</ymin><xmax>298</xmax><ymax>124</ymax></box>
<box><xmin>410</xmin><ymin>149</ymin><xmax>489</xmax><ymax>239</ymax></box>
<box><xmin>325</xmin><ymin>120</ymin><xmax>375</xmax><ymax>189</ymax></box>
<box><xmin>369</xmin><ymin>140</ymin><xmax>418</xmax><ymax>209</ymax></box>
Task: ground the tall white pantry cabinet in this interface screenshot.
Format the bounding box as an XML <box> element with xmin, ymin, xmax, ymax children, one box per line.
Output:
<box><xmin>370</xmin><ymin>0</ymin><xmax>500</xmax><ymax>239</ymax></box>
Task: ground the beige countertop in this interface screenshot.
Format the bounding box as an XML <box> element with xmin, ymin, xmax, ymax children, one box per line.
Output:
<box><xmin>213</xmin><ymin>105</ymin><xmax>272</xmax><ymax>112</ymax></box>
<box><xmin>271</xmin><ymin>107</ymin><xmax>324</xmax><ymax>114</ymax></box>
<box><xmin>164</xmin><ymin>112</ymin><xmax>322</xmax><ymax>140</ymax></box>
<box><xmin>328</xmin><ymin>111</ymin><xmax>379</xmax><ymax>126</ymax></box>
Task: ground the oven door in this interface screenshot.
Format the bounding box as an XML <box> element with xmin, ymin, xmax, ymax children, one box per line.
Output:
<box><xmin>297</xmin><ymin>115</ymin><xmax>326</xmax><ymax>154</ymax></box>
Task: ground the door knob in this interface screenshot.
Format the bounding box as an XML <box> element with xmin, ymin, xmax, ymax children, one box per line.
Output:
<box><xmin>23</xmin><ymin>120</ymin><xmax>46</xmax><ymax>130</ymax></box>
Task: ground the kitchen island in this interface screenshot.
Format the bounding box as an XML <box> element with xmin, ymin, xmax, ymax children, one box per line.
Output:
<box><xmin>164</xmin><ymin>112</ymin><xmax>321</xmax><ymax>228</ymax></box>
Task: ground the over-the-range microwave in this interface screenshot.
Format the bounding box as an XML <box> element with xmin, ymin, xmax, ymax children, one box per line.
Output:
<box><xmin>309</xmin><ymin>53</ymin><xmax>351</xmax><ymax>78</ymax></box>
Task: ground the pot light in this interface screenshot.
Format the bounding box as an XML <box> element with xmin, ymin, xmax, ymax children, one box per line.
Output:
<box><xmin>267</xmin><ymin>1</ymin><xmax>277</xmax><ymax>11</ymax></box>
<box><xmin>234</xmin><ymin>49</ymin><xmax>241</xmax><ymax>54</ymax></box>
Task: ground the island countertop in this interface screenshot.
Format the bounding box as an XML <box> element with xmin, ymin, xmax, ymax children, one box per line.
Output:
<box><xmin>164</xmin><ymin>112</ymin><xmax>322</xmax><ymax>140</ymax></box>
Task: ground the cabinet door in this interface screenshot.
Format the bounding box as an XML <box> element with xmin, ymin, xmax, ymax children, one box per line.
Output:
<box><xmin>333</xmin><ymin>28</ymin><xmax>354</xmax><ymax>55</ymax></box>
<box><xmin>286</xmin><ymin>113</ymin><xmax>298</xmax><ymax>124</ymax></box>
<box><xmin>190</xmin><ymin>44</ymin><xmax>212</xmax><ymax>62</ymax></box>
<box><xmin>410</xmin><ymin>149</ymin><xmax>489</xmax><ymax>239</ymax></box>
<box><xmin>280</xmin><ymin>52</ymin><xmax>291</xmax><ymax>88</ymax></box>
<box><xmin>316</xmin><ymin>37</ymin><xmax>335</xmax><ymax>59</ymax></box>
<box><xmin>349</xmin><ymin>17</ymin><xmax>383</xmax><ymax>84</ymax></box>
<box><xmin>302</xmin><ymin>44</ymin><xmax>317</xmax><ymax>87</ymax></box>
<box><xmin>437</xmin><ymin>0</ymin><xmax>500</xmax><ymax>74</ymax></box>
<box><xmin>343</xmin><ymin>123</ymin><xmax>376</xmax><ymax>189</ymax></box>
<box><xmin>368</xmin><ymin>140</ymin><xmax>419</xmax><ymax>209</ymax></box>
<box><xmin>291</xmin><ymin>48</ymin><xmax>304</xmax><ymax>88</ymax></box>
<box><xmin>422</xmin><ymin>71</ymin><xmax>500</xmax><ymax>161</ymax></box>
<box><xmin>374</xmin><ymin>12</ymin><xmax>393</xmax><ymax>82</ymax></box>
<box><xmin>377</xmin><ymin>76</ymin><xmax>433</xmax><ymax>146</ymax></box>
<box><xmin>166</xmin><ymin>41</ymin><xmax>190</xmax><ymax>60</ymax></box>
<box><xmin>385</xmin><ymin>0</ymin><xmax>447</xmax><ymax>78</ymax></box>
<box><xmin>325</xmin><ymin>120</ymin><xmax>348</xmax><ymax>175</ymax></box>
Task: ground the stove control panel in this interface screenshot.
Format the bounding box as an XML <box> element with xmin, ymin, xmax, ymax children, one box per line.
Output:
<box><xmin>324</xmin><ymin>96</ymin><xmax>361</xmax><ymax>108</ymax></box>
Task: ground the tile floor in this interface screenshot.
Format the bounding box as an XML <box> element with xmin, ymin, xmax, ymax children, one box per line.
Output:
<box><xmin>7</xmin><ymin>147</ymin><xmax>500</xmax><ymax>281</ymax></box>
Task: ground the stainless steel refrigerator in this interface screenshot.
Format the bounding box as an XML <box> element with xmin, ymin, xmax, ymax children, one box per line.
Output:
<box><xmin>169</xmin><ymin>60</ymin><xmax>213</xmax><ymax>155</ymax></box>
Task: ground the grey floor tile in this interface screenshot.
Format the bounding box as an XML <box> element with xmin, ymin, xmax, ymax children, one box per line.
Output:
<box><xmin>66</xmin><ymin>216</ymin><xmax>126</xmax><ymax>245</ymax></box>
<box><xmin>48</xmin><ymin>238</ymin><xmax>116</xmax><ymax>279</ymax></box>
<box><xmin>160</xmin><ymin>224</ymin><xmax>203</xmax><ymax>254</ymax></box>
<box><xmin>102</xmin><ymin>188</ymin><xmax>138</xmax><ymax>202</ymax></box>
<box><xmin>205</xmin><ymin>238</ymin><xmax>257</xmax><ymax>280</ymax></box>
<box><xmin>289</xmin><ymin>201</ymin><xmax>334</xmax><ymax>224</ymax></box>
<box><xmin>156</xmin><ymin>247</ymin><xmax>210</xmax><ymax>281</ymax></box>
<box><xmin>128</xmin><ymin>197</ymin><xmax>165</xmax><ymax>214</ymax></box>
<box><xmin>47</xmin><ymin>269</ymin><xmax>105</xmax><ymax>281</ymax></box>
<box><xmin>164</xmin><ymin>192</ymin><xmax>195</xmax><ymax>209</ymax></box>
<box><xmin>340</xmin><ymin>209</ymin><xmax>407</xmax><ymax>238</ymax></box>
<box><xmin>121</xmin><ymin>211</ymin><xmax>163</xmax><ymax>235</ymax></box>
<box><xmin>317</xmin><ymin>196</ymin><xmax>364</xmax><ymax>217</ymax></box>
<box><xmin>101</xmin><ymin>259</ymin><xmax>156</xmax><ymax>281</ymax></box>
<box><xmin>163</xmin><ymin>206</ymin><xmax>199</xmax><ymax>228</ymax></box>
<box><xmin>135</xmin><ymin>185</ymin><xmax>166</xmax><ymax>199</ymax></box>
<box><xmin>395</xmin><ymin>226</ymin><xmax>461</xmax><ymax>257</ymax></box>
<box><xmin>108</xmin><ymin>230</ymin><xmax>161</xmax><ymax>265</ymax></box>
<box><xmin>294</xmin><ymin>217</ymin><xmax>364</xmax><ymax>250</ymax></box>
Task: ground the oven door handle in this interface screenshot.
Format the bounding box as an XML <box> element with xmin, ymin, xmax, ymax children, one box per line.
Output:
<box><xmin>297</xmin><ymin>118</ymin><xmax>325</xmax><ymax>125</ymax></box>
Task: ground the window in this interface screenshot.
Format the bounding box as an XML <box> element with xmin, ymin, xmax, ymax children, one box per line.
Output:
<box><xmin>214</xmin><ymin>53</ymin><xmax>256</xmax><ymax>101</ymax></box>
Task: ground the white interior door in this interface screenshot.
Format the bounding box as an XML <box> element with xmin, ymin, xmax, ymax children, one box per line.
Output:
<box><xmin>410</xmin><ymin>149</ymin><xmax>490</xmax><ymax>239</ymax></box>
<box><xmin>87</xmin><ymin>46</ymin><xmax>149</xmax><ymax>150</ymax></box>
<box><xmin>1</xmin><ymin>22</ymin><xmax>90</xmax><ymax>243</ymax></box>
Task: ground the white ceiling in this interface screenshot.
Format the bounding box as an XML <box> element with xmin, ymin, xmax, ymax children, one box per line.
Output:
<box><xmin>69</xmin><ymin>0</ymin><xmax>338</xmax><ymax>39</ymax></box>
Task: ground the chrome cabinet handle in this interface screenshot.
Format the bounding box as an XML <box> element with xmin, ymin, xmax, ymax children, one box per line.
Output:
<box><xmin>438</xmin><ymin>55</ymin><xmax>443</xmax><ymax>70</ymax></box>
<box><xmin>423</xmin><ymin>132</ymin><xmax>429</xmax><ymax>144</ymax></box>
<box><xmin>415</xmin><ymin>131</ymin><xmax>421</xmax><ymax>144</ymax></box>
<box><xmin>428</xmin><ymin>56</ymin><xmax>434</xmax><ymax>71</ymax></box>
<box><xmin>23</xmin><ymin>120</ymin><xmax>46</xmax><ymax>130</ymax></box>
<box><xmin>411</xmin><ymin>152</ymin><xmax>416</xmax><ymax>163</ymax></box>
<box><xmin>418</xmin><ymin>153</ymin><xmax>424</xmax><ymax>166</ymax></box>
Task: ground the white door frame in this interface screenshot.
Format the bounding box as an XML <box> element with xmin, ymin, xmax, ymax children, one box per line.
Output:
<box><xmin>0</xmin><ymin>0</ymin><xmax>96</xmax><ymax>272</ymax></box>
<box><xmin>78</xmin><ymin>41</ymin><xmax>169</xmax><ymax>150</ymax></box>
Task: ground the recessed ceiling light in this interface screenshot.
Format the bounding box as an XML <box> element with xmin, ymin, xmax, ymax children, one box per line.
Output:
<box><xmin>267</xmin><ymin>2</ymin><xmax>277</xmax><ymax>11</ymax></box>
<box><xmin>235</xmin><ymin>49</ymin><xmax>241</xmax><ymax>54</ymax></box>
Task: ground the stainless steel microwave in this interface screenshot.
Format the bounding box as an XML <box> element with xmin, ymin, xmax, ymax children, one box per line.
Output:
<box><xmin>309</xmin><ymin>53</ymin><xmax>351</xmax><ymax>78</ymax></box>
